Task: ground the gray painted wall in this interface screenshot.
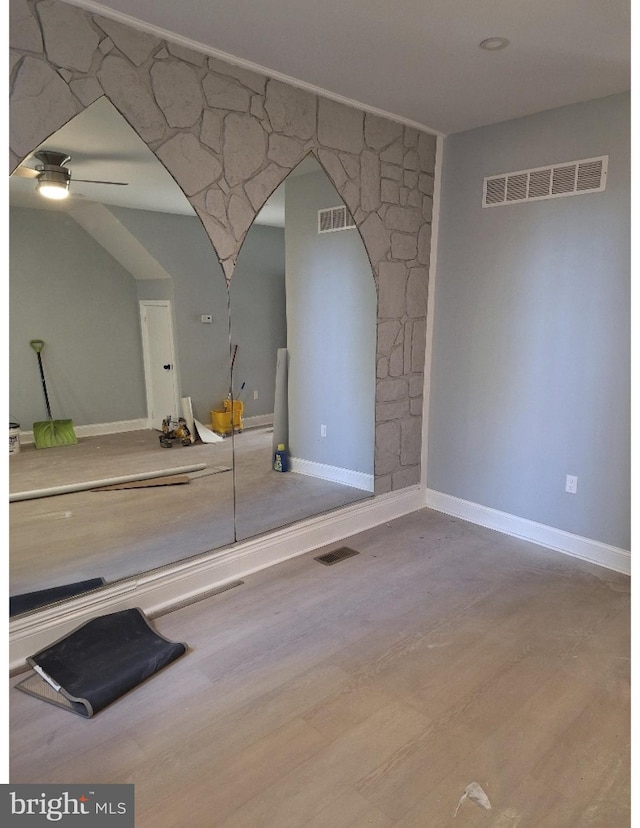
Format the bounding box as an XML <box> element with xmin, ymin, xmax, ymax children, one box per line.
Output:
<box><xmin>115</xmin><ymin>206</ymin><xmax>286</xmax><ymax>422</ymax></box>
<box><xmin>428</xmin><ymin>92</ymin><xmax>630</xmax><ymax>550</ymax></box>
<box><xmin>10</xmin><ymin>205</ymin><xmax>147</xmax><ymax>428</ymax></box>
<box><xmin>285</xmin><ymin>169</ymin><xmax>376</xmax><ymax>474</ymax></box>
<box><xmin>110</xmin><ymin>205</ymin><xmax>231</xmax><ymax>423</ymax></box>
<box><xmin>10</xmin><ymin>203</ymin><xmax>288</xmax><ymax>431</ymax></box>
<box><xmin>230</xmin><ymin>224</ymin><xmax>287</xmax><ymax>418</ymax></box>
<box><xmin>135</xmin><ymin>279</ymin><xmax>173</xmax><ymax>303</ymax></box>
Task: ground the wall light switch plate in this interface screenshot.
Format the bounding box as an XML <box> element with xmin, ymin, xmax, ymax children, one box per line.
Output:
<box><xmin>201</xmin><ymin>314</ymin><xmax>213</xmax><ymax>323</ymax></box>
<box><xmin>565</xmin><ymin>474</ymin><xmax>578</xmax><ymax>494</ymax></box>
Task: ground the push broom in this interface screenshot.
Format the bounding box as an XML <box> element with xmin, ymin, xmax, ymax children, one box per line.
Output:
<box><xmin>30</xmin><ymin>339</ymin><xmax>77</xmax><ymax>448</ymax></box>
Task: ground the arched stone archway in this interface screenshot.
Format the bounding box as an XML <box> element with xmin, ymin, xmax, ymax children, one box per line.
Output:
<box><xmin>10</xmin><ymin>0</ymin><xmax>436</xmax><ymax>491</ymax></box>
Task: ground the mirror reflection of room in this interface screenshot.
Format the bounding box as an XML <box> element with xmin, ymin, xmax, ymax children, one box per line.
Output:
<box><xmin>9</xmin><ymin>102</ymin><xmax>376</xmax><ymax>616</ymax></box>
<box><xmin>9</xmin><ymin>97</ymin><xmax>235</xmax><ymax>612</ymax></box>
<box><xmin>231</xmin><ymin>155</ymin><xmax>376</xmax><ymax>541</ymax></box>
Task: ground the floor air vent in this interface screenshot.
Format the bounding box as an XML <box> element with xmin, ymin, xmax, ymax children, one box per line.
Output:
<box><xmin>318</xmin><ymin>205</ymin><xmax>356</xmax><ymax>233</ymax></box>
<box><xmin>314</xmin><ymin>547</ymin><xmax>360</xmax><ymax>566</ymax></box>
<box><xmin>483</xmin><ymin>155</ymin><xmax>608</xmax><ymax>208</ymax></box>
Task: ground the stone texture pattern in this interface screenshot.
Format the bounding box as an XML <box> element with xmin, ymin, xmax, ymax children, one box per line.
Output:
<box><xmin>10</xmin><ymin>0</ymin><xmax>43</xmax><ymax>52</ymax></box>
<box><xmin>9</xmin><ymin>0</ymin><xmax>437</xmax><ymax>492</ymax></box>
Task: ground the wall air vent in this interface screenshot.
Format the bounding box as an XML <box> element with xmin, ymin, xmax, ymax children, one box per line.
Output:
<box><xmin>318</xmin><ymin>205</ymin><xmax>356</xmax><ymax>233</ymax></box>
<box><xmin>483</xmin><ymin>155</ymin><xmax>608</xmax><ymax>208</ymax></box>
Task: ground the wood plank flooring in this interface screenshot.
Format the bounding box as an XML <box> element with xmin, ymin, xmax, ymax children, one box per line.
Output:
<box><xmin>9</xmin><ymin>427</ymin><xmax>370</xmax><ymax>596</ymax></box>
<box><xmin>9</xmin><ymin>508</ymin><xmax>630</xmax><ymax>826</ymax></box>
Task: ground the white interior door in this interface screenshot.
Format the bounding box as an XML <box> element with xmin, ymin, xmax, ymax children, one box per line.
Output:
<box><xmin>139</xmin><ymin>300</ymin><xmax>180</xmax><ymax>430</ymax></box>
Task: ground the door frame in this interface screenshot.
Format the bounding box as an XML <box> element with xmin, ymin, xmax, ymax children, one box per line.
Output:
<box><xmin>139</xmin><ymin>299</ymin><xmax>180</xmax><ymax>430</ymax></box>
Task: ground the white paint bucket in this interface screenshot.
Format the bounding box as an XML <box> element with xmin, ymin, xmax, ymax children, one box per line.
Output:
<box><xmin>9</xmin><ymin>422</ymin><xmax>21</xmax><ymax>455</ymax></box>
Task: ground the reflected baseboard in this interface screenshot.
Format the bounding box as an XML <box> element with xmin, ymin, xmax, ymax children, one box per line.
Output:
<box><xmin>243</xmin><ymin>414</ymin><xmax>274</xmax><ymax>429</ymax></box>
<box><xmin>9</xmin><ymin>484</ymin><xmax>426</xmax><ymax>671</ymax></box>
<box><xmin>19</xmin><ymin>418</ymin><xmax>148</xmax><ymax>444</ymax></box>
<box><xmin>291</xmin><ymin>457</ymin><xmax>374</xmax><ymax>492</ymax></box>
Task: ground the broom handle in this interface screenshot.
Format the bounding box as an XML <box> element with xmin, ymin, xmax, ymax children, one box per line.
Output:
<box><xmin>36</xmin><ymin>352</ymin><xmax>53</xmax><ymax>420</ymax></box>
<box><xmin>31</xmin><ymin>340</ymin><xmax>53</xmax><ymax>420</ymax></box>
<box><xmin>228</xmin><ymin>344</ymin><xmax>238</xmax><ymax>399</ymax></box>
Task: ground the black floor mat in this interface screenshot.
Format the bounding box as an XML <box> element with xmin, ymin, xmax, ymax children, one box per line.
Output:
<box><xmin>9</xmin><ymin>578</ymin><xmax>107</xmax><ymax>617</ymax></box>
<box><xmin>15</xmin><ymin>608</ymin><xmax>188</xmax><ymax>717</ymax></box>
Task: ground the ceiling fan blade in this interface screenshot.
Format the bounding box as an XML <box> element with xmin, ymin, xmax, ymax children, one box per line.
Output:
<box><xmin>73</xmin><ymin>179</ymin><xmax>129</xmax><ymax>186</ymax></box>
<box><xmin>13</xmin><ymin>167</ymin><xmax>39</xmax><ymax>179</ymax></box>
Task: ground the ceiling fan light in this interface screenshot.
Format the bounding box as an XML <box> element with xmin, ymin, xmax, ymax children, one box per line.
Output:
<box><xmin>37</xmin><ymin>181</ymin><xmax>69</xmax><ymax>200</ymax></box>
<box><xmin>36</xmin><ymin>169</ymin><xmax>70</xmax><ymax>200</ymax></box>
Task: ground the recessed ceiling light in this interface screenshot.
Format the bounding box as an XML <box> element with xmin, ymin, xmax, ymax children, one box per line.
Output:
<box><xmin>479</xmin><ymin>37</ymin><xmax>510</xmax><ymax>51</ymax></box>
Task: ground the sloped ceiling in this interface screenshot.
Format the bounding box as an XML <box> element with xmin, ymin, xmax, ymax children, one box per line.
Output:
<box><xmin>9</xmin><ymin>97</ymin><xmax>323</xmax><ymax>223</ymax></box>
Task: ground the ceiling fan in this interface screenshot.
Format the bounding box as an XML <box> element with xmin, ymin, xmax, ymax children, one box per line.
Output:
<box><xmin>13</xmin><ymin>150</ymin><xmax>128</xmax><ymax>200</ymax></box>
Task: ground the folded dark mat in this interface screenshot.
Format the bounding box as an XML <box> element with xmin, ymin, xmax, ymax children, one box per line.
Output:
<box><xmin>16</xmin><ymin>608</ymin><xmax>188</xmax><ymax>717</ymax></box>
<box><xmin>9</xmin><ymin>578</ymin><xmax>107</xmax><ymax>617</ymax></box>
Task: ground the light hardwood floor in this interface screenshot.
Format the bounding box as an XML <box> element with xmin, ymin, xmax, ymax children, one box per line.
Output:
<box><xmin>9</xmin><ymin>508</ymin><xmax>630</xmax><ymax>826</ymax></box>
<box><xmin>9</xmin><ymin>427</ymin><xmax>370</xmax><ymax>597</ymax></box>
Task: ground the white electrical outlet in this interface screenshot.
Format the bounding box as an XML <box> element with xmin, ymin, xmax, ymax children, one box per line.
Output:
<box><xmin>200</xmin><ymin>314</ymin><xmax>212</xmax><ymax>323</ymax></box>
<box><xmin>253</xmin><ymin>390</ymin><xmax>258</xmax><ymax>400</ymax></box>
<box><xmin>320</xmin><ymin>424</ymin><xmax>327</xmax><ymax>437</ymax></box>
<box><xmin>565</xmin><ymin>474</ymin><xmax>578</xmax><ymax>494</ymax></box>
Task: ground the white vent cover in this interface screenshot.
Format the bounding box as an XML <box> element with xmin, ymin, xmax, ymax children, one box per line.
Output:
<box><xmin>318</xmin><ymin>205</ymin><xmax>356</xmax><ymax>233</ymax></box>
<box><xmin>483</xmin><ymin>155</ymin><xmax>608</xmax><ymax>208</ymax></box>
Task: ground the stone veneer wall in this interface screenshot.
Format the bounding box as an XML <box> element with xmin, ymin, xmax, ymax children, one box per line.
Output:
<box><xmin>9</xmin><ymin>0</ymin><xmax>436</xmax><ymax>493</ymax></box>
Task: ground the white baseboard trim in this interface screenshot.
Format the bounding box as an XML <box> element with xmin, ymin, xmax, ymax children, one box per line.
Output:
<box><xmin>9</xmin><ymin>484</ymin><xmax>424</xmax><ymax>670</ymax></box>
<box><xmin>425</xmin><ymin>488</ymin><xmax>630</xmax><ymax>576</ymax></box>
<box><xmin>290</xmin><ymin>457</ymin><xmax>374</xmax><ymax>492</ymax></box>
<box><xmin>19</xmin><ymin>418</ymin><xmax>148</xmax><ymax>444</ymax></box>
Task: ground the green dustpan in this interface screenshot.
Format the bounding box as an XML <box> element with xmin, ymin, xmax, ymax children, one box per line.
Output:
<box><xmin>30</xmin><ymin>339</ymin><xmax>77</xmax><ymax>449</ymax></box>
<box><xmin>31</xmin><ymin>417</ymin><xmax>78</xmax><ymax>448</ymax></box>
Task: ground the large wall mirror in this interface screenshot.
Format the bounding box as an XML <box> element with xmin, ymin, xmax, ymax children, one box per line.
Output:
<box><xmin>9</xmin><ymin>97</ymin><xmax>376</xmax><ymax>616</ymax></box>
<box><xmin>231</xmin><ymin>155</ymin><xmax>376</xmax><ymax>541</ymax></box>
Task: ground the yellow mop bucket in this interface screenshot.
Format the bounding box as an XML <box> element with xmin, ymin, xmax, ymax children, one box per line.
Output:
<box><xmin>210</xmin><ymin>400</ymin><xmax>243</xmax><ymax>436</ymax></box>
<box><xmin>224</xmin><ymin>399</ymin><xmax>244</xmax><ymax>429</ymax></box>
